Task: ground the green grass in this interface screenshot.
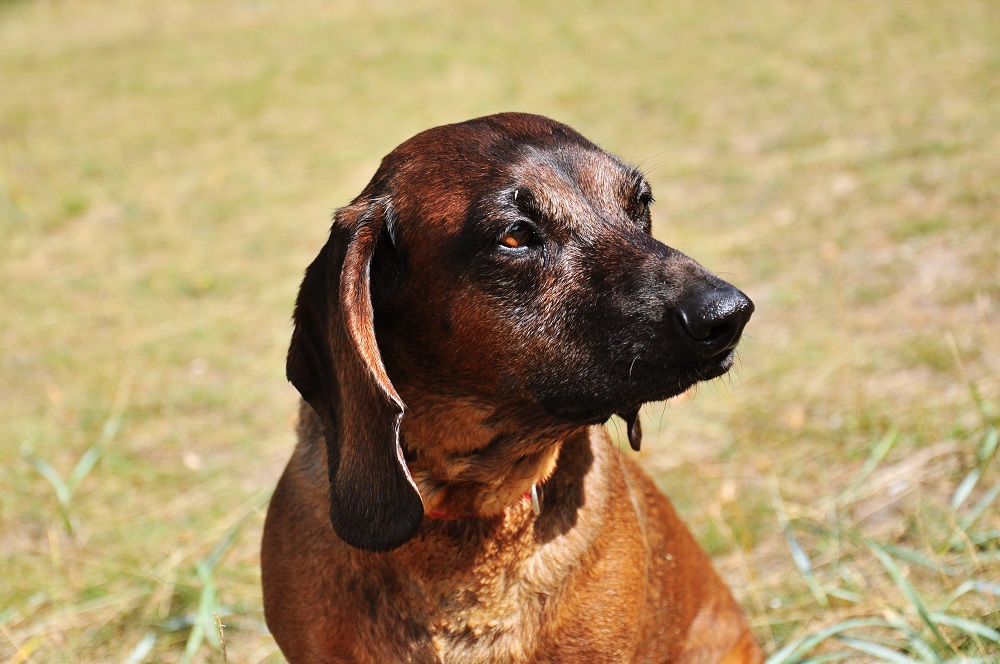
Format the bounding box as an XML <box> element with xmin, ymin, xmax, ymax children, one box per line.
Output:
<box><xmin>2</xmin><ymin>0</ymin><xmax>999</xmax><ymax>661</ymax></box>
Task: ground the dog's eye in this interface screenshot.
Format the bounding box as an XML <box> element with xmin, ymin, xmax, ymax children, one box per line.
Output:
<box><xmin>636</xmin><ymin>191</ymin><xmax>654</xmax><ymax>217</ymax></box>
<box><xmin>500</xmin><ymin>222</ymin><xmax>536</xmax><ymax>249</ymax></box>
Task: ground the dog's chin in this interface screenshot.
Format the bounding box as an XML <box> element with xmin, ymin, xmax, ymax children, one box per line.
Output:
<box><xmin>626</xmin><ymin>350</ymin><xmax>736</xmax><ymax>401</ymax></box>
<box><xmin>540</xmin><ymin>351</ymin><xmax>737</xmax><ymax>425</ymax></box>
<box><xmin>700</xmin><ymin>348</ymin><xmax>736</xmax><ymax>379</ymax></box>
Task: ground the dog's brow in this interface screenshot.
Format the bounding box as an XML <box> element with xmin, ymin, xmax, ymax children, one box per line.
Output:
<box><xmin>623</xmin><ymin>165</ymin><xmax>647</xmax><ymax>193</ymax></box>
<box><xmin>511</xmin><ymin>157</ymin><xmax>583</xmax><ymax>224</ymax></box>
<box><xmin>561</xmin><ymin>151</ymin><xmax>645</xmax><ymax>221</ymax></box>
<box><xmin>510</xmin><ymin>157</ymin><xmax>646</xmax><ymax>239</ymax></box>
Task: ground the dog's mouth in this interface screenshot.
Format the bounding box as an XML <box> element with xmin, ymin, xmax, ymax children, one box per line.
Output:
<box><xmin>540</xmin><ymin>350</ymin><xmax>737</xmax><ymax>425</ymax></box>
<box><xmin>626</xmin><ymin>348</ymin><xmax>736</xmax><ymax>394</ymax></box>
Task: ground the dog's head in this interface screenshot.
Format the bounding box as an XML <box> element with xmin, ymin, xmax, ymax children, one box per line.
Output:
<box><xmin>287</xmin><ymin>113</ymin><xmax>753</xmax><ymax>551</ymax></box>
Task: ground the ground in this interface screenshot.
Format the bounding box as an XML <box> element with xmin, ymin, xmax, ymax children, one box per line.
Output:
<box><xmin>1</xmin><ymin>0</ymin><xmax>998</xmax><ymax>661</ymax></box>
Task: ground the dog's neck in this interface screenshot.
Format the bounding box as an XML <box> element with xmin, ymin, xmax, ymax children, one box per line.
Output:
<box><xmin>399</xmin><ymin>399</ymin><xmax>578</xmax><ymax>519</ymax></box>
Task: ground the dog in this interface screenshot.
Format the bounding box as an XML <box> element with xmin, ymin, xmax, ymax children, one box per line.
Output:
<box><xmin>261</xmin><ymin>113</ymin><xmax>762</xmax><ymax>663</ymax></box>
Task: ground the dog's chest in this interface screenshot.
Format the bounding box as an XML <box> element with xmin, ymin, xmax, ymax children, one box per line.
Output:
<box><xmin>425</xmin><ymin>575</ymin><xmax>544</xmax><ymax>663</ymax></box>
<box><xmin>372</xmin><ymin>514</ymin><xmax>562</xmax><ymax>662</ymax></box>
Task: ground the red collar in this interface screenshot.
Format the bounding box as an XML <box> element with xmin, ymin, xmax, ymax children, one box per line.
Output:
<box><xmin>426</xmin><ymin>483</ymin><xmax>543</xmax><ymax>520</ymax></box>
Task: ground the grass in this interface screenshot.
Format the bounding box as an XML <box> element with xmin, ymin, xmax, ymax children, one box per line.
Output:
<box><xmin>2</xmin><ymin>0</ymin><xmax>998</xmax><ymax>661</ymax></box>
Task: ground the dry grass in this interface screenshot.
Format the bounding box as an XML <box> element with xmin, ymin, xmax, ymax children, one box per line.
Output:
<box><xmin>2</xmin><ymin>0</ymin><xmax>998</xmax><ymax>661</ymax></box>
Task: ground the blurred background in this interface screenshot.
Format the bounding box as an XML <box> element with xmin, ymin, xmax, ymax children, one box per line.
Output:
<box><xmin>2</xmin><ymin>0</ymin><xmax>998</xmax><ymax>661</ymax></box>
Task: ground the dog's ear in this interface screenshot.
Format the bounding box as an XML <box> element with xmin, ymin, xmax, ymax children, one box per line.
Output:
<box><xmin>617</xmin><ymin>409</ymin><xmax>642</xmax><ymax>451</ymax></box>
<box><xmin>286</xmin><ymin>199</ymin><xmax>423</xmax><ymax>552</ymax></box>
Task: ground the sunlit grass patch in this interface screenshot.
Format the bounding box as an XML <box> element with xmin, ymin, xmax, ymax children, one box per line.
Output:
<box><xmin>3</xmin><ymin>0</ymin><xmax>1000</xmax><ymax>660</ymax></box>
<box><xmin>763</xmin><ymin>419</ymin><xmax>999</xmax><ymax>661</ymax></box>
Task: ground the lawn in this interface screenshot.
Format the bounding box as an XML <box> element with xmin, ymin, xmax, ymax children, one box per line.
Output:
<box><xmin>2</xmin><ymin>0</ymin><xmax>998</xmax><ymax>661</ymax></box>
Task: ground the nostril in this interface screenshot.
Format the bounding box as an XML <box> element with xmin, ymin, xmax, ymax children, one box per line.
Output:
<box><xmin>679</xmin><ymin>314</ymin><xmax>737</xmax><ymax>349</ymax></box>
<box><xmin>703</xmin><ymin>322</ymin><xmax>733</xmax><ymax>345</ymax></box>
<box><xmin>677</xmin><ymin>287</ymin><xmax>753</xmax><ymax>356</ymax></box>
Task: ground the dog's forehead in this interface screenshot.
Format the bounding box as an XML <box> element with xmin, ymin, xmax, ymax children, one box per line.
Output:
<box><xmin>374</xmin><ymin>115</ymin><xmax>644</xmax><ymax>240</ymax></box>
<box><xmin>511</xmin><ymin>145</ymin><xmax>635</xmax><ymax>218</ymax></box>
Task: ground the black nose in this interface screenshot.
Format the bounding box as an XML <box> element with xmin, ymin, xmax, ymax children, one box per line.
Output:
<box><xmin>677</xmin><ymin>285</ymin><xmax>754</xmax><ymax>357</ymax></box>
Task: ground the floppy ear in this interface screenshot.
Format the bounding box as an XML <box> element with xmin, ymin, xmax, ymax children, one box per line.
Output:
<box><xmin>617</xmin><ymin>408</ymin><xmax>643</xmax><ymax>451</ymax></box>
<box><xmin>286</xmin><ymin>199</ymin><xmax>423</xmax><ymax>552</ymax></box>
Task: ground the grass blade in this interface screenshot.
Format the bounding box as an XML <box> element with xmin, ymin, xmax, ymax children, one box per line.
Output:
<box><xmin>976</xmin><ymin>427</ymin><xmax>998</xmax><ymax>464</ymax></box>
<box><xmin>882</xmin><ymin>610</ymin><xmax>942</xmax><ymax>663</ymax></box>
<box><xmin>953</xmin><ymin>427</ymin><xmax>999</xmax><ymax>512</ymax></box>
<box><xmin>865</xmin><ymin>539</ymin><xmax>950</xmax><ymax>649</ymax></box>
<box><xmin>180</xmin><ymin>561</ymin><xmax>217</xmax><ymax>664</ymax></box>
<box><xmin>766</xmin><ymin>618</ymin><xmax>889</xmax><ymax>664</ymax></box>
<box><xmin>951</xmin><ymin>468</ymin><xmax>981</xmax><ymax>512</ymax></box>
<box><xmin>843</xmin><ymin>429</ymin><xmax>899</xmax><ymax>502</ymax></box>
<box><xmin>203</xmin><ymin>521</ymin><xmax>243</xmax><ymax>571</ymax></box>
<box><xmin>958</xmin><ymin>479</ymin><xmax>1000</xmax><ymax>533</ymax></box>
<box><xmin>882</xmin><ymin>543</ymin><xmax>959</xmax><ymax>576</ymax></box>
<box><xmin>180</xmin><ymin>610</ymin><xmax>205</xmax><ymax>664</ymax></box>
<box><xmin>928</xmin><ymin>611</ymin><xmax>1000</xmax><ymax>642</ymax></box>
<box><xmin>123</xmin><ymin>632</ymin><xmax>156</xmax><ymax>664</ymax></box>
<box><xmin>67</xmin><ymin>445</ymin><xmax>101</xmax><ymax>495</ymax></box>
<box><xmin>826</xmin><ymin>587</ymin><xmax>863</xmax><ymax>604</ymax></box>
<box><xmin>798</xmin><ymin>653</ymin><xmax>857</xmax><ymax>663</ymax></box>
<box><xmin>838</xmin><ymin>636</ymin><xmax>923</xmax><ymax>663</ymax></box>
<box><xmin>943</xmin><ymin>579</ymin><xmax>1000</xmax><ymax>612</ymax></box>
<box><xmin>196</xmin><ymin>560</ymin><xmax>221</xmax><ymax>648</ymax></box>
<box><xmin>23</xmin><ymin>453</ymin><xmax>71</xmax><ymax>509</ymax></box>
<box><xmin>970</xmin><ymin>580</ymin><xmax>1000</xmax><ymax>597</ymax></box>
<box><xmin>21</xmin><ymin>448</ymin><xmax>75</xmax><ymax>534</ymax></box>
<box><xmin>772</xmin><ymin>481</ymin><xmax>828</xmax><ymax>608</ymax></box>
<box><xmin>175</xmin><ymin>499</ymin><xmax>261</xmax><ymax>660</ymax></box>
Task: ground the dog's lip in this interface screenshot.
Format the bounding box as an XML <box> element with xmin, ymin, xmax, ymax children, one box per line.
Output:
<box><xmin>538</xmin><ymin>350</ymin><xmax>738</xmax><ymax>425</ymax></box>
<box><xmin>707</xmin><ymin>348</ymin><xmax>736</xmax><ymax>375</ymax></box>
<box><xmin>614</xmin><ymin>349</ymin><xmax>736</xmax><ymax>404</ymax></box>
<box><xmin>625</xmin><ymin>349</ymin><xmax>735</xmax><ymax>384</ymax></box>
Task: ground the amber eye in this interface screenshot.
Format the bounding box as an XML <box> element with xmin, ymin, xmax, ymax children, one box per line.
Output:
<box><xmin>500</xmin><ymin>222</ymin><xmax>536</xmax><ymax>248</ymax></box>
<box><xmin>637</xmin><ymin>191</ymin><xmax>654</xmax><ymax>217</ymax></box>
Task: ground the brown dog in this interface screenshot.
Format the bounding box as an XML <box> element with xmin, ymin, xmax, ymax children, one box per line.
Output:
<box><xmin>261</xmin><ymin>113</ymin><xmax>762</xmax><ymax>663</ymax></box>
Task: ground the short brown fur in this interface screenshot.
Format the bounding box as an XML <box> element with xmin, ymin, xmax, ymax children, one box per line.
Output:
<box><xmin>262</xmin><ymin>113</ymin><xmax>763</xmax><ymax>663</ymax></box>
